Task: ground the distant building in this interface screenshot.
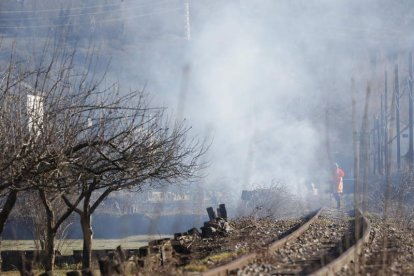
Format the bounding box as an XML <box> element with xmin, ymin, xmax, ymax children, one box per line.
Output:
<box><xmin>27</xmin><ymin>94</ymin><xmax>44</xmax><ymax>136</ymax></box>
<box><xmin>147</xmin><ymin>191</ymin><xmax>190</xmax><ymax>202</ymax></box>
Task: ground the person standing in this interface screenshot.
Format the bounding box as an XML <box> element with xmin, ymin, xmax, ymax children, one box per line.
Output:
<box><xmin>334</xmin><ymin>163</ymin><xmax>345</xmax><ymax>209</ymax></box>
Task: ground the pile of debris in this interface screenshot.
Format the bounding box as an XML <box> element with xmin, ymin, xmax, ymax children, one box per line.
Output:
<box><xmin>201</xmin><ymin>204</ymin><xmax>232</xmax><ymax>237</ymax></box>
<box><xmin>171</xmin><ymin>204</ymin><xmax>232</xmax><ymax>255</ymax></box>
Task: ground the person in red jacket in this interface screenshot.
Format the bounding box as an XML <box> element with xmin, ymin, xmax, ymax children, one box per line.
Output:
<box><xmin>336</xmin><ymin>164</ymin><xmax>345</xmax><ymax>194</ymax></box>
<box><xmin>334</xmin><ymin>163</ymin><xmax>345</xmax><ymax>209</ymax></box>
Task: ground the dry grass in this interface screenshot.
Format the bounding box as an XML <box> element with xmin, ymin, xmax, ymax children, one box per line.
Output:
<box><xmin>1</xmin><ymin>235</ymin><xmax>172</xmax><ymax>256</ymax></box>
<box><xmin>184</xmin><ymin>264</ymin><xmax>208</xmax><ymax>272</ymax></box>
<box><xmin>184</xmin><ymin>249</ymin><xmax>248</xmax><ymax>272</ymax></box>
<box><xmin>1</xmin><ymin>270</ymin><xmax>102</xmax><ymax>276</ymax></box>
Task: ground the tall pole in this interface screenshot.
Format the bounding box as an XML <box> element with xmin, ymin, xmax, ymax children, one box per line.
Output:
<box><xmin>362</xmin><ymin>85</ymin><xmax>371</xmax><ymax>212</ymax></box>
<box><xmin>373</xmin><ymin>120</ymin><xmax>377</xmax><ymax>175</ymax></box>
<box><xmin>409</xmin><ymin>52</ymin><xmax>414</xmax><ymax>165</ymax></box>
<box><xmin>352</xmin><ymin>79</ymin><xmax>360</xmax><ymax>207</ymax></box>
<box><xmin>380</xmin><ymin>94</ymin><xmax>384</xmax><ymax>174</ymax></box>
<box><xmin>368</xmin><ymin>130</ymin><xmax>372</xmax><ymax>175</ymax></box>
<box><xmin>384</xmin><ymin>71</ymin><xmax>389</xmax><ymax>175</ymax></box>
<box><xmin>376</xmin><ymin>116</ymin><xmax>381</xmax><ymax>174</ymax></box>
<box><xmin>395</xmin><ymin>64</ymin><xmax>401</xmax><ymax>170</ymax></box>
<box><xmin>185</xmin><ymin>0</ymin><xmax>191</xmax><ymax>41</ymax></box>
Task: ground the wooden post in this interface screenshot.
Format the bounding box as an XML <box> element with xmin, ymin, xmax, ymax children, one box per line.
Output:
<box><xmin>373</xmin><ymin>123</ymin><xmax>377</xmax><ymax>175</ymax></box>
<box><xmin>219</xmin><ymin>204</ymin><xmax>228</xmax><ymax>219</ymax></box>
<box><xmin>409</xmin><ymin>52</ymin><xmax>414</xmax><ymax>165</ymax></box>
<box><xmin>376</xmin><ymin>116</ymin><xmax>381</xmax><ymax>174</ymax></box>
<box><xmin>361</xmin><ymin>85</ymin><xmax>371</xmax><ymax>211</ymax></box>
<box><xmin>380</xmin><ymin>93</ymin><xmax>385</xmax><ymax>175</ymax></box>
<box><xmin>395</xmin><ymin>64</ymin><xmax>401</xmax><ymax>170</ymax></box>
<box><xmin>161</xmin><ymin>246</ymin><xmax>166</xmax><ymax>266</ymax></box>
<box><xmin>384</xmin><ymin>71</ymin><xmax>389</xmax><ymax>174</ymax></box>
<box><xmin>352</xmin><ymin>78</ymin><xmax>360</xmax><ymax>206</ymax></box>
<box><xmin>216</xmin><ymin>208</ymin><xmax>221</xmax><ymax>218</ymax></box>
<box><xmin>206</xmin><ymin>207</ymin><xmax>216</xmax><ymax>221</ymax></box>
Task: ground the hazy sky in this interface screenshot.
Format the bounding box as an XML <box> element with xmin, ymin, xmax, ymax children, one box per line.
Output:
<box><xmin>115</xmin><ymin>0</ymin><xmax>414</xmax><ymax>196</ymax></box>
<box><xmin>3</xmin><ymin>0</ymin><xmax>414</xmax><ymax>197</ymax></box>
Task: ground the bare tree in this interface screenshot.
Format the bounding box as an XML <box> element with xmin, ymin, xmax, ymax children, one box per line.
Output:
<box><xmin>62</xmin><ymin>93</ymin><xmax>206</xmax><ymax>269</ymax></box>
<box><xmin>0</xmin><ymin>35</ymin><xmax>206</xmax><ymax>272</ymax></box>
<box><xmin>0</xmin><ymin>45</ymin><xmax>42</xmax><ymax>237</ymax></box>
<box><xmin>0</xmin><ymin>39</ymin><xmax>116</xmax><ymax>271</ymax></box>
<box><xmin>15</xmin><ymin>191</ymin><xmax>74</xmax><ymax>254</ymax></box>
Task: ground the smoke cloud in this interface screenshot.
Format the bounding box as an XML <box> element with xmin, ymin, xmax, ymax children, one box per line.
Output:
<box><xmin>3</xmin><ymin>0</ymin><xmax>414</xmax><ymax>205</ymax></box>
<box><xmin>115</xmin><ymin>0</ymin><xmax>414</xmax><ymax>201</ymax></box>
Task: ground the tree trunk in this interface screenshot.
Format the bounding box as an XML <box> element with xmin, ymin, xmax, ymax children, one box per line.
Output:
<box><xmin>0</xmin><ymin>190</ymin><xmax>17</xmax><ymax>275</ymax></box>
<box><xmin>39</xmin><ymin>189</ymin><xmax>56</xmax><ymax>273</ymax></box>
<box><xmin>81</xmin><ymin>213</ymin><xmax>93</xmax><ymax>269</ymax></box>
<box><xmin>0</xmin><ymin>190</ymin><xmax>18</xmax><ymax>236</ymax></box>
<box><xmin>44</xmin><ymin>227</ymin><xmax>56</xmax><ymax>273</ymax></box>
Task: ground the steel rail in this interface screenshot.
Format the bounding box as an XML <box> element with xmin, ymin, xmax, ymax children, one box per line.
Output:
<box><xmin>310</xmin><ymin>208</ymin><xmax>371</xmax><ymax>276</ymax></box>
<box><xmin>202</xmin><ymin>207</ymin><xmax>324</xmax><ymax>276</ymax></box>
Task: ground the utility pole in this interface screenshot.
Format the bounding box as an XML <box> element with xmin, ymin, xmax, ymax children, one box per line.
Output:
<box><xmin>384</xmin><ymin>71</ymin><xmax>388</xmax><ymax>175</ymax></box>
<box><xmin>395</xmin><ymin>64</ymin><xmax>401</xmax><ymax>170</ymax></box>
<box><xmin>373</xmin><ymin>119</ymin><xmax>377</xmax><ymax>175</ymax></box>
<box><xmin>409</xmin><ymin>52</ymin><xmax>414</xmax><ymax>165</ymax></box>
<box><xmin>184</xmin><ymin>0</ymin><xmax>191</xmax><ymax>41</ymax></box>
<box><xmin>351</xmin><ymin>78</ymin><xmax>360</xmax><ymax>206</ymax></box>
<box><xmin>376</xmin><ymin>116</ymin><xmax>382</xmax><ymax>174</ymax></box>
<box><xmin>359</xmin><ymin>83</ymin><xmax>371</xmax><ymax>211</ymax></box>
<box><xmin>380</xmin><ymin>94</ymin><xmax>384</xmax><ymax>174</ymax></box>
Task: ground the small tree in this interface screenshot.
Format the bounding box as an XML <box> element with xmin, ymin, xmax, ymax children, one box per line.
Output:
<box><xmin>1</xmin><ymin>37</ymin><xmax>206</xmax><ymax>272</ymax></box>
<box><xmin>0</xmin><ymin>46</ymin><xmax>45</xmax><ymax>237</ymax></box>
<box><xmin>14</xmin><ymin>41</ymin><xmax>142</xmax><ymax>271</ymax></box>
<box><xmin>62</xmin><ymin>93</ymin><xmax>206</xmax><ymax>269</ymax></box>
<box><xmin>0</xmin><ymin>39</ymin><xmax>120</xmax><ymax>271</ymax></box>
<box><xmin>15</xmin><ymin>191</ymin><xmax>74</xmax><ymax>254</ymax></box>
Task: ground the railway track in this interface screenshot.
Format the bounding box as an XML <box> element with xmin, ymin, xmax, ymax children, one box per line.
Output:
<box><xmin>202</xmin><ymin>208</ymin><xmax>370</xmax><ymax>276</ymax></box>
<box><xmin>336</xmin><ymin>215</ymin><xmax>414</xmax><ymax>275</ymax></box>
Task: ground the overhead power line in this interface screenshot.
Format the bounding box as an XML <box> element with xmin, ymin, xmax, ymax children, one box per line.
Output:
<box><xmin>0</xmin><ymin>0</ymin><xmax>177</xmax><ymax>14</ymax></box>
<box><xmin>0</xmin><ymin>0</ymin><xmax>177</xmax><ymax>21</ymax></box>
<box><xmin>0</xmin><ymin>7</ymin><xmax>184</xmax><ymax>29</ymax></box>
